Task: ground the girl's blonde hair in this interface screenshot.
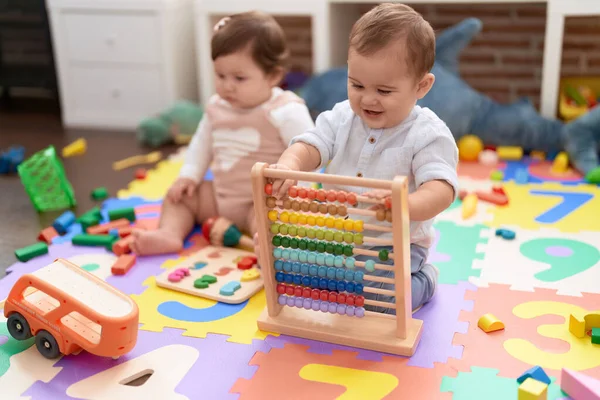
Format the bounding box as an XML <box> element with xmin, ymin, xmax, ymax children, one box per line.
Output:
<box><xmin>212</xmin><ymin>11</ymin><xmax>290</xmax><ymax>76</ymax></box>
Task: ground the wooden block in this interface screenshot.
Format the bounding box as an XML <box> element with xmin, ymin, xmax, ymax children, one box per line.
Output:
<box><xmin>87</xmin><ymin>218</ymin><xmax>130</xmax><ymax>235</ymax></box>
<box><xmin>518</xmin><ymin>378</ymin><xmax>548</xmax><ymax>400</ymax></box>
<box><xmin>112</xmin><ymin>235</ymin><xmax>135</xmax><ymax>256</ymax></box>
<box><xmin>111</xmin><ymin>254</ymin><xmax>136</xmax><ymax>275</ymax></box>
<box><xmin>561</xmin><ymin>368</ymin><xmax>600</xmax><ymax>400</ymax></box>
<box><xmin>38</xmin><ymin>226</ymin><xmax>59</xmax><ymax>244</ymax></box>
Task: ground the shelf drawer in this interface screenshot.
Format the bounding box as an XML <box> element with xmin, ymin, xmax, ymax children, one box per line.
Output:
<box><xmin>68</xmin><ymin>66</ymin><xmax>163</xmax><ymax>123</ymax></box>
<box><xmin>63</xmin><ymin>11</ymin><xmax>160</xmax><ymax>65</ymax></box>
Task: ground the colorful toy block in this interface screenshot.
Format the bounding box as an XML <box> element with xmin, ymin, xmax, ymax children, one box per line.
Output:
<box><xmin>53</xmin><ymin>210</ymin><xmax>76</xmax><ymax>235</ymax></box>
<box><xmin>518</xmin><ymin>377</ymin><xmax>548</xmax><ymax>400</ymax></box>
<box><xmin>496</xmin><ymin>228</ymin><xmax>516</xmax><ymax>240</ymax></box>
<box><xmin>14</xmin><ymin>242</ymin><xmax>48</xmax><ymax>262</ymax></box>
<box><xmin>37</xmin><ymin>226</ymin><xmax>59</xmax><ymax>244</ymax></box>
<box><xmin>477</xmin><ymin>313</ymin><xmax>505</xmax><ymax>333</ymax></box>
<box><xmin>497</xmin><ymin>146</ymin><xmax>523</xmax><ymax>160</ymax></box>
<box><xmin>592</xmin><ymin>327</ymin><xmax>600</xmax><ymax>345</ymax></box>
<box><xmin>561</xmin><ymin>368</ymin><xmax>600</xmax><ymax>400</ymax></box>
<box><xmin>91</xmin><ymin>186</ymin><xmax>108</xmax><ymax>201</ymax></box>
<box><xmin>111</xmin><ymin>254</ymin><xmax>137</xmax><ymax>275</ymax></box>
<box><xmin>108</xmin><ymin>207</ymin><xmax>136</xmax><ymax>222</ymax></box>
<box><xmin>0</xmin><ymin>145</ymin><xmax>24</xmax><ymax>174</ymax></box>
<box><xmin>569</xmin><ymin>313</ymin><xmax>586</xmax><ymax>338</ymax></box>
<box><xmin>517</xmin><ymin>366</ymin><xmax>551</xmax><ymax>385</ymax></box>
<box><xmin>72</xmin><ymin>234</ymin><xmax>117</xmax><ymax>251</ymax></box>
<box><xmin>61</xmin><ymin>138</ymin><xmax>87</xmax><ymax>157</ymax></box>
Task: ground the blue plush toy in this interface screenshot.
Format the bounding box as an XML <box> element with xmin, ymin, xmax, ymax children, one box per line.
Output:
<box><xmin>298</xmin><ymin>18</ymin><xmax>600</xmax><ymax>182</ymax></box>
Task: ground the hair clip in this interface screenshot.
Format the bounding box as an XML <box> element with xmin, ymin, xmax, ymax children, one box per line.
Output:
<box><xmin>213</xmin><ymin>16</ymin><xmax>231</xmax><ymax>32</ymax></box>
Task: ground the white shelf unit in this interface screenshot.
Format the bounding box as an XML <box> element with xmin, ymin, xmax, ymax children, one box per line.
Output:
<box><xmin>195</xmin><ymin>0</ymin><xmax>600</xmax><ymax>119</ymax></box>
<box><xmin>47</xmin><ymin>0</ymin><xmax>198</xmax><ymax>131</ymax></box>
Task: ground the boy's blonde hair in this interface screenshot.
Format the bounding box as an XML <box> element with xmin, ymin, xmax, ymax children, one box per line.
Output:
<box><xmin>349</xmin><ymin>3</ymin><xmax>435</xmax><ymax>79</ymax></box>
<box><xmin>212</xmin><ymin>11</ymin><xmax>290</xmax><ymax>76</ymax></box>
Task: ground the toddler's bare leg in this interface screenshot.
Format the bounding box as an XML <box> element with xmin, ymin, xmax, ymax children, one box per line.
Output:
<box><xmin>131</xmin><ymin>181</ymin><xmax>217</xmax><ymax>255</ymax></box>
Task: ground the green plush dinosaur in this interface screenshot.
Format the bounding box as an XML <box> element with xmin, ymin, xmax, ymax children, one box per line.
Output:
<box><xmin>137</xmin><ymin>100</ymin><xmax>204</xmax><ymax>148</ymax></box>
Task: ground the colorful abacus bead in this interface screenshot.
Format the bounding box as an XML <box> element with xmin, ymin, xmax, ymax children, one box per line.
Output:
<box><xmin>265</xmin><ymin>183</ymin><xmax>273</xmax><ymax>195</ymax></box>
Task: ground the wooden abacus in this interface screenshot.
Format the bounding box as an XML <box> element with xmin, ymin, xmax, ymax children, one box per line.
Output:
<box><xmin>251</xmin><ymin>162</ymin><xmax>423</xmax><ymax>356</ymax></box>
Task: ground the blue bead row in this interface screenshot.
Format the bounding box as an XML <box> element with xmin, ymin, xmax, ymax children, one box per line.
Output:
<box><xmin>275</xmin><ymin>272</ymin><xmax>364</xmax><ymax>294</ymax></box>
<box><xmin>274</xmin><ymin>259</ymin><xmax>364</xmax><ymax>283</ymax></box>
<box><xmin>273</xmin><ymin>248</ymin><xmax>356</xmax><ymax>269</ymax></box>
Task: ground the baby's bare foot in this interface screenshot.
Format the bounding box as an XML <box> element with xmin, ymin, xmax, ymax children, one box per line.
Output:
<box><xmin>130</xmin><ymin>229</ymin><xmax>183</xmax><ymax>255</ymax></box>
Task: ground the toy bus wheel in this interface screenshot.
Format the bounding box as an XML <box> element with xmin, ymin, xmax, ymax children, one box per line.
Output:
<box><xmin>35</xmin><ymin>330</ymin><xmax>61</xmax><ymax>359</ymax></box>
<box><xmin>7</xmin><ymin>313</ymin><xmax>32</xmax><ymax>340</ymax></box>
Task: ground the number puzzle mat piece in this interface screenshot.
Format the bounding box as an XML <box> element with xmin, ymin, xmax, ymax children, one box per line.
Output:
<box><xmin>24</xmin><ymin>329</ymin><xmax>269</xmax><ymax>400</ymax></box>
<box><xmin>230</xmin><ymin>343</ymin><xmax>454</xmax><ymax>400</ymax></box>
<box><xmin>264</xmin><ymin>281</ymin><xmax>475</xmax><ymax>368</ymax></box>
<box><xmin>452</xmin><ymin>283</ymin><xmax>600</xmax><ymax>382</ymax></box>
<box><xmin>486</xmin><ymin>182</ymin><xmax>600</xmax><ymax>232</ymax></box>
<box><xmin>155</xmin><ymin>245</ymin><xmax>263</xmax><ymax>304</ymax></box>
<box><xmin>133</xmin><ymin>273</ymin><xmax>270</xmax><ymax>344</ymax></box>
<box><xmin>440</xmin><ymin>366</ymin><xmax>567</xmax><ymax>399</ymax></box>
<box><xmin>430</xmin><ymin>221</ymin><xmax>491</xmax><ymax>284</ymax></box>
<box><xmin>472</xmin><ymin>226</ymin><xmax>600</xmax><ymax>296</ymax></box>
<box><xmin>0</xmin><ymin>314</ymin><xmax>62</xmax><ymax>398</ymax></box>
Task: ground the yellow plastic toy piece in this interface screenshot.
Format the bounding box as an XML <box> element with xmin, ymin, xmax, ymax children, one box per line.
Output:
<box><xmin>461</xmin><ymin>193</ymin><xmax>478</xmax><ymax>220</ymax></box>
<box><xmin>325</xmin><ymin>217</ymin><xmax>335</xmax><ymax>228</ymax></box>
<box><xmin>241</xmin><ymin>268</ymin><xmax>260</xmax><ymax>282</ymax></box>
<box><xmin>289</xmin><ymin>213</ymin><xmax>299</xmax><ymax>224</ymax></box>
<box><xmin>569</xmin><ymin>313</ymin><xmax>586</xmax><ymax>338</ymax></box>
<box><xmin>518</xmin><ymin>377</ymin><xmax>548</xmax><ymax>400</ymax></box>
<box><xmin>551</xmin><ymin>151</ymin><xmax>569</xmax><ymax>174</ymax></box>
<box><xmin>61</xmin><ymin>138</ymin><xmax>87</xmax><ymax>157</ymax></box>
<box><xmin>477</xmin><ymin>313</ymin><xmax>505</xmax><ymax>333</ymax></box>
<box><xmin>530</xmin><ymin>150</ymin><xmax>546</xmax><ymax>161</ymax></box>
<box><xmin>497</xmin><ymin>146</ymin><xmax>523</xmax><ymax>161</ymax></box>
<box><xmin>457</xmin><ymin>134</ymin><xmax>483</xmax><ymax>162</ymax></box>
<box><xmin>334</xmin><ymin>218</ymin><xmax>344</xmax><ymax>230</ymax></box>
<box><xmin>112</xmin><ymin>151</ymin><xmax>162</xmax><ymax>171</ymax></box>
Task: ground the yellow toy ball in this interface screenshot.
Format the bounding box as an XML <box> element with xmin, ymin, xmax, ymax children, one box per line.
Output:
<box><xmin>458</xmin><ymin>135</ymin><xmax>484</xmax><ymax>162</ymax></box>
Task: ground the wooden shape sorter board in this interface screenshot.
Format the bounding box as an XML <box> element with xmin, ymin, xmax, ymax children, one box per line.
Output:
<box><xmin>155</xmin><ymin>245</ymin><xmax>264</xmax><ymax>304</ymax></box>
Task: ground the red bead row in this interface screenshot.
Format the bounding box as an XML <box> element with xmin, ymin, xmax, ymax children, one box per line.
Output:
<box><xmin>276</xmin><ymin>283</ymin><xmax>365</xmax><ymax>306</ymax></box>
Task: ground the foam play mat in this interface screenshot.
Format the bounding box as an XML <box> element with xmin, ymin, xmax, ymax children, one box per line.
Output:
<box><xmin>1</xmin><ymin>150</ymin><xmax>599</xmax><ymax>399</ymax></box>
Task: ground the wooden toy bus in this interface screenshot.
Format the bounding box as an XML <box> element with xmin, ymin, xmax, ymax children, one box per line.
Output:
<box><xmin>3</xmin><ymin>258</ymin><xmax>139</xmax><ymax>359</ymax></box>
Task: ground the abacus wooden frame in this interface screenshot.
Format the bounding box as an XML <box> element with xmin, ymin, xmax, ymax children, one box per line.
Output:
<box><xmin>251</xmin><ymin>162</ymin><xmax>423</xmax><ymax>356</ymax></box>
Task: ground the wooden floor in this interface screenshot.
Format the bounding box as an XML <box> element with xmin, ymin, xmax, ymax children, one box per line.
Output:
<box><xmin>0</xmin><ymin>97</ymin><xmax>179</xmax><ymax>276</ymax></box>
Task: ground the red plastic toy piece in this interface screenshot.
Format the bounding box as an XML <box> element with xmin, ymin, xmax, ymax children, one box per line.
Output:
<box><xmin>135</xmin><ymin>168</ymin><xmax>147</xmax><ymax>180</ymax></box>
<box><xmin>38</xmin><ymin>226</ymin><xmax>59</xmax><ymax>244</ymax></box>
<box><xmin>237</xmin><ymin>256</ymin><xmax>255</xmax><ymax>270</ymax></box>
<box><xmin>336</xmin><ymin>192</ymin><xmax>347</xmax><ymax>203</ymax></box>
<box><xmin>307</xmin><ymin>189</ymin><xmax>317</xmax><ymax>200</ymax></box>
<box><xmin>264</xmin><ymin>183</ymin><xmax>273</xmax><ymax>195</ymax></box>
<box><xmin>298</xmin><ymin>188</ymin><xmax>307</xmax><ymax>198</ymax></box>
<box><xmin>288</xmin><ymin>186</ymin><xmax>298</xmax><ymax>197</ymax></box>
<box><xmin>277</xmin><ymin>284</ymin><xmax>286</xmax><ymax>294</ymax></box>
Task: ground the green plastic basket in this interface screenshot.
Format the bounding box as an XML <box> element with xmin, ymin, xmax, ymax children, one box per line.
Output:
<box><xmin>17</xmin><ymin>145</ymin><xmax>77</xmax><ymax>212</ymax></box>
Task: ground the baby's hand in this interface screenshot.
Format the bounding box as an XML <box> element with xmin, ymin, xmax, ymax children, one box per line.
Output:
<box><xmin>362</xmin><ymin>189</ymin><xmax>392</xmax><ymax>210</ymax></box>
<box><xmin>268</xmin><ymin>164</ymin><xmax>297</xmax><ymax>199</ymax></box>
<box><xmin>167</xmin><ymin>177</ymin><xmax>197</xmax><ymax>203</ymax></box>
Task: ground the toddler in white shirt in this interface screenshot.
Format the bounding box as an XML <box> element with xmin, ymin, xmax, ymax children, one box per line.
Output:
<box><xmin>269</xmin><ymin>3</ymin><xmax>459</xmax><ymax>312</ymax></box>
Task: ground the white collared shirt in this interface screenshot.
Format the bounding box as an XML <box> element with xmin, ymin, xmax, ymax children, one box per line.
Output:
<box><xmin>291</xmin><ymin>100</ymin><xmax>459</xmax><ymax>248</ymax></box>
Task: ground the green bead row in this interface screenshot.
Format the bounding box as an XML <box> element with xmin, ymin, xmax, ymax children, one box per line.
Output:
<box><xmin>270</xmin><ymin>223</ymin><xmax>363</xmax><ymax>245</ymax></box>
<box><xmin>271</xmin><ymin>235</ymin><xmax>354</xmax><ymax>257</ymax></box>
